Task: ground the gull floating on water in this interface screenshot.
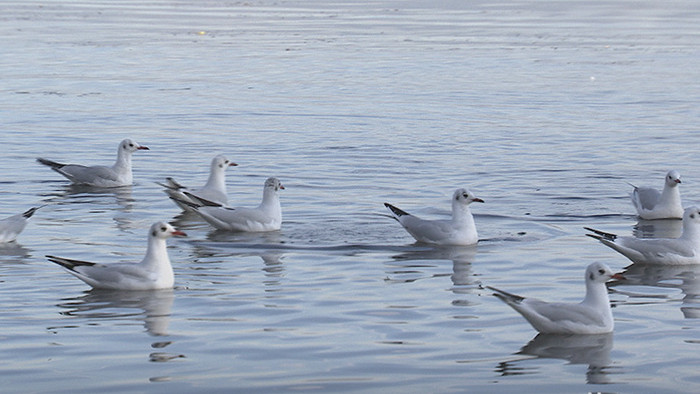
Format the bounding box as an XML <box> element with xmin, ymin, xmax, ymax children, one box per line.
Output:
<box><xmin>585</xmin><ymin>206</ymin><xmax>700</xmax><ymax>265</ymax></box>
<box><xmin>0</xmin><ymin>206</ymin><xmax>42</xmax><ymax>243</ymax></box>
<box><xmin>486</xmin><ymin>262</ymin><xmax>623</xmax><ymax>334</ymax></box>
<box><xmin>630</xmin><ymin>170</ymin><xmax>683</xmax><ymax>220</ymax></box>
<box><xmin>160</xmin><ymin>155</ymin><xmax>237</xmax><ymax>212</ymax></box>
<box><xmin>46</xmin><ymin>222</ymin><xmax>186</xmax><ymax>290</ymax></box>
<box><xmin>384</xmin><ymin>188</ymin><xmax>483</xmax><ymax>246</ymax></box>
<box><xmin>173</xmin><ymin>177</ymin><xmax>284</xmax><ymax>232</ymax></box>
<box><xmin>37</xmin><ymin>138</ymin><xmax>149</xmax><ymax>187</ymax></box>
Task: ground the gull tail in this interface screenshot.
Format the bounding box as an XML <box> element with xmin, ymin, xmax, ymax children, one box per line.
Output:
<box><xmin>485</xmin><ymin>285</ymin><xmax>525</xmax><ymax>304</ymax></box>
<box><xmin>169</xmin><ymin>196</ymin><xmax>202</xmax><ymax>210</ymax></box>
<box><xmin>384</xmin><ymin>203</ymin><xmax>411</xmax><ymax>220</ymax></box>
<box><xmin>22</xmin><ymin>205</ymin><xmax>45</xmax><ymax>219</ymax></box>
<box><xmin>184</xmin><ymin>192</ymin><xmax>222</xmax><ymax>207</ymax></box>
<box><xmin>584</xmin><ymin>227</ymin><xmax>617</xmax><ymax>241</ymax></box>
<box><xmin>156</xmin><ymin>177</ymin><xmax>186</xmax><ymax>191</ymax></box>
<box><xmin>36</xmin><ymin>158</ymin><xmax>66</xmax><ymax>169</ymax></box>
<box><xmin>46</xmin><ymin>255</ymin><xmax>96</xmax><ymax>272</ymax></box>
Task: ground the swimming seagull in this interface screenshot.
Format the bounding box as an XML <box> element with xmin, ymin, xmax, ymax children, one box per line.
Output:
<box><xmin>173</xmin><ymin>177</ymin><xmax>284</xmax><ymax>232</ymax></box>
<box><xmin>486</xmin><ymin>262</ymin><xmax>623</xmax><ymax>334</ymax></box>
<box><xmin>630</xmin><ymin>170</ymin><xmax>683</xmax><ymax>219</ymax></box>
<box><xmin>585</xmin><ymin>206</ymin><xmax>700</xmax><ymax>265</ymax></box>
<box><xmin>384</xmin><ymin>188</ymin><xmax>483</xmax><ymax>246</ymax></box>
<box><xmin>159</xmin><ymin>155</ymin><xmax>237</xmax><ymax>212</ymax></box>
<box><xmin>46</xmin><ymin>222</ymin><xmax>186</xmax><ymax>290</ymax></box>
<box><xmin>37</xmin><ymin>138</ymin><xmax>149</xmax><ymax>187</ymax></box>
<box><xmin>0</xmin><ymin>206</ymin><xmax>42</xmax><ymax>243</ymax></box>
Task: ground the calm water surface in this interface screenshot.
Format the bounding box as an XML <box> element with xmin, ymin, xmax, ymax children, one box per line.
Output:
<box><xmin>1</xmin><ymin>0</ymin><xmax>700</xmax><ymax>392</ymax></box>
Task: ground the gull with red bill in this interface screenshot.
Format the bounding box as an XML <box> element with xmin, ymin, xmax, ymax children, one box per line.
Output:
<box><xmin>160</xmin><ymin>154</ymin><xmax>238</xmax><ymax>212</ymax></box>
<box><xmin>46</xmin><ymin>222</ymin><xmax>186</xmax><ymax>290</ymax></box>
<box><xmin>384</xmin><ymin>188</ymin><xmax>484</xmax><ymax>246</ymax></box>
<box><xmin>486</xmin><ymin>262</ymin><xmax>624</xmax><ymax>334</ymax></box>
<box><xmin>37</xmin><ymin>138</ymin><xmax>149</xmax><ymax>187</ymax></box>
<box><xmin>629</xmin><ymin>169</ymin><xmax>683</xmax><ymax>220</ymax></box>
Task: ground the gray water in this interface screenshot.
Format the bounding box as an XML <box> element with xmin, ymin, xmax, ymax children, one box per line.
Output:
<box><xmin>1</xmin><ymin>0</ymin><xmax>700</xmax><ymax>392</ymax></box>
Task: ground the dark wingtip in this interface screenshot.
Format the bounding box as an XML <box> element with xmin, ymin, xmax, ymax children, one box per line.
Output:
<box><xmin>384</xmin><ymin>203</ymin><xmax>410</xmax><ymax>218</ymax></box>
<box><xmin>22</xmin><ymin>205</ymin><xmax>43</xmax><ymax>219</ymax></box>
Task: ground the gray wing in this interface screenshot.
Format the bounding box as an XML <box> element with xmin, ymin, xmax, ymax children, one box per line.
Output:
<box><xmin>632</xmin><ymin>187</ymin><xmax>661</xmax><ymax>210</ymax></box>
<box><xmin>59</xmin><ymin>164</ymin><xmax>120</xmax><ymax>184</ymax></box>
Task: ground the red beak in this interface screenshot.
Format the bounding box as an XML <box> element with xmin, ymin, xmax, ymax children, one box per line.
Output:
<box><xmin>611</xmin><ymin>273</ymin><xmax>625</xmax><ymax>280</ymax></box>
<box><xmin>473</xmin><ymin>198</ymin><xmax>484</xmax><ymax>203</ymax></box>
<box><xmin>138</xmin><ymin>146</ymin><xmax>150</xmax><ymax>150</ymax></box>
<box><xmin>229</xmin><ymin>162</ymin><xmax>238</xmax><ymax>167</ymax></box>
<box><xmin>172</xmin><ymin>230</ymin><xmax>187</xmax><ymax>237</ymax></box>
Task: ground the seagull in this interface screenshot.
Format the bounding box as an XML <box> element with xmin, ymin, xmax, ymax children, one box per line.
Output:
<box><xmin>384</xmin><ymin>188</ymin><xmax>484</xmax><ymax>246</ymax></box>
<box><xmin>630</xmin><ymin>170</ymin><xmax>683</xmax><ymax>219</ymax></box>
<box><xmin>585</xmin><ymin>206</ymin><xmax>700</xmax><ymax>265</ymax></box>
<box><xmin>486</xmin><ymin>262</ymin><xmax>624</xmax><ymax>334</ymax></box>
<box><xmin>46</xmin><ymin>222</ymin><xmax>186</xmax><ymax>290</ymax></box>
<box><xmin>37</xmin><ymin>138</ymin><xmax>149</xmax><ymax>187</ymax></box>
<box><xmin>173</xmin><ymin>177</ymin><xmax>284</xmax><ymax>232</ymax></box>
<box><xmin>0</xmin><ymin>206</ymin><xmax>42</xmax><ymax>243</ymax></box>
<box><xmin>160</xmin><ymin>155</ymin><xmax>237</xmax><ymax>212</ymax></box>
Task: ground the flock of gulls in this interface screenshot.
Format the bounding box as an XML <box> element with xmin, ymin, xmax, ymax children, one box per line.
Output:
<box><xmin>0</xmin><ymin>138</ymin><xmax>695</xmax><ymax>335</ymax></box>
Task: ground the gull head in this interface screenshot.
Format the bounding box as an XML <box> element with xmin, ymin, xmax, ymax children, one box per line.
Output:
<box><xmin>149</xmin><ymin>221</ymin><xmax>187</xmax><ymax>239</ymax></box>
<box><xmin>211</xmin><ymin>155</ymin><xmax>238</xmax><ymax>171</ymax></box>
<box><xmin>453</xmin><ymin>188</ymin><xmax>484</xmax><ymax>205</ymax></box>
<box><xmin>665</xmin><ymin>170</ymin><xmax>681</xmax><ymax>187</ymax></box>
<box><xmin>585</xmin><ymin>262</ymin><xmax>623</xmax><ymax>284</ymax></box>
<box><xmin>265</xmin><ymin>177</ymin><xmax>285</xmax><ymax>192</ymax></box>
<box><xmin>120</xmin><ymin>138</ymin><xmax>150</xmax><ymax>153</ymax></box>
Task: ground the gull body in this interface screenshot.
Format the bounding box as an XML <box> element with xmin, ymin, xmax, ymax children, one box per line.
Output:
<box><xmin>487</xmin><ymin>262</ymin><xmax>623</xmax><ymax>334</ymax></box>
<box><xmin>37</xmin><ymin>138</ymin><xmax>149</xmax><ymax>187</ymax></box>
<box><xmin>161</xmin><ymin>155</ymin><xmax>237</xmax><ymax>212</ymax></box>
<box><xmin>586</xmin><ymin>206</ymin><xmax>700</xmax><ymax>265</ymax></box>
<box><xmin>47</xmin><ymin>222</ymin><xmax>186</xmax><ymax>290</ymax></box>
<box><xmin>630</xmin><ymin>170</ymin><xmax>683</xmax><ymax>219</ymax></box>
<box><xmin>0</xmin><ymin>206</ymin><xmax>42</xmax><ymax>243</ymax></box>
<box><xmin>384</xmin><ymin>188</ymin><xmax>483</xmax><ymax>246</ymax></box>
<box><xmin>176</xmin><ymin>177</ymin><xmax>284</xmax><ymax>232</ymax></box>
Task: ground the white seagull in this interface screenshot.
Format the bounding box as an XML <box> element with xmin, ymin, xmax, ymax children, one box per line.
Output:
<box><xmin>174</xmin><ymin>177</ymin><xmax>284</xmax><ymax>232</ymax></box>
<box><xmin>160</xmin><ymin>155</ymin><xmax>237</xmax><ymax>212</ymax></box>
<box><xmin>384</xmin><ymin>188</ymin><xmax>484</xmax><ymax>246</ymax></box>
<box><xmin>630</xmin><ymin>170</ymin><xmax>683</xmax><ymax>219</ymax></box>
<box><xmin>585</xmin><ymin>206</ymin><xmax>700</xmax><ymax>265</ymax></box>
<box><xmin>486</xmin><ymin>262</ymin><xmax>624</xmax><ymax>335</ymax></box>
<box><xmin>0</xmin><ymin>206</ymin><xmax>42</xmax><ymax>243</ymax></box>
<box><xmin>46</xmin><ymin>222</ymin><xmax>186</xmax><ymax>290</ymax></box>
<box><xmin>37</xmin><ymin>138</ymin><xmax>149</xmax><ymax>187</ymax></box>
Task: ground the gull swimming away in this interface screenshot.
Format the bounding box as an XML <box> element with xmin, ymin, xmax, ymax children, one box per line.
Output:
<box><xmin>384</xmin><ymin>188</ymin><xmax>484</xmax><ymax>246</ymax></box>
<box><xmin>585</xmin><ymin>206</ymin><xmax>700</xmax><ymax>265</ymax></box>
<box><xmin>46</xmin><ymin>222</ymin><xmax>186</xmax><ymax>290</ymax></box>
<box><xmin>37</xmin><ymin>138</ymin><xmax>149</xmax><ymax>187</ymax></box>
<box><xmin>486</xmin><ymin>262</ymin><xmax>624</xmax><ymax>334</ymax></box>
<box><xmin>0</xmin><ymin>206</ymin><xmax>42</xmax><ymax>243</ymax></box>
<box><xmin>160</xmin><ymin>155</ymin><xmax>237</xmax><ymax>212</ymax></box>
<box><xmin>630</xmin><ymin>170</ymin><xmax>683</xmax><ymax>219</ymax></box>
<box><xmin>173</xmin><ymin>177</ymin><xmax>284</xmax><ymax>232</ymax></box>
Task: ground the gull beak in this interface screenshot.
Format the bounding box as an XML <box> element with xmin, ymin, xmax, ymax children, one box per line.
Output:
<box><xmin>472</xmin><ymin>198</ymin><xmax>484</xmax><ymax>203</ymax></box>
<box><xmin>172</xmin><ymin>230</ymin><xmax>187</xmax><ymax>237</ymax></box>
<box><xmin>611</xmin><ymin>272</ymin><xmax>625</xmax><ymax>280</ymax></box>
<box><xmin>229</xmin><ymin>162</ymin><xmax>238</xmax><ymax>167</ymax></box>
<box><xmin>138</xmin><ymin>145</ymin><xmax>150</xmax><ymax>150</ymax></box>
<box><xmin>676</xmin><ymin>179</ymin><xmax>682</xmax><ymax>184</ymax></box>
<box><xmin>279</xmin><ymin>184</ymin><xmax>285</xmax><ymax>190</ymax></box>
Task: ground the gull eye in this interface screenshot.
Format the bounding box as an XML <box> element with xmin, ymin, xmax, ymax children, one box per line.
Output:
<box><xmin>160</xmin><ymin>226</ymin><xmax>167</xmax><ymax>232</ymax></box>
<box><xmin>598</xmin><ymin>269</ymin><xmax>605</xmax><ymax>275</ymax></box>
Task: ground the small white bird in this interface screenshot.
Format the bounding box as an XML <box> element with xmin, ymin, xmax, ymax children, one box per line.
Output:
<box><xmin>37</xmin><ymin>138</ymin><xmax>149</xmax><ymax>187</ymax></box>
<box><xmin>46</xmin><ymin>222</ymin><xmax>186</xmax><ymax>290</ymax></box>
<box><xmin>384</xmin><ymin>188</ymin><xmax>484</xmax><ymax>246</ymax></box>
<box><xmin>174</xmin><ymin>177</ymin><xmax>284</xmax><ymax>232</ymax></box>
<box><xmin>0</xmin><ymin>206</ymin><xmax>42</xmax><ymax>243</ymax></box>
<box><xmin>630</xmin><ymin>170</ymin><xmax>683</xmax><ymax>219</ymax></box>
<box><xmin>160</xmin><ymin>155</ymin><xmax>238</xmax><ymax>212</ymax></box>
<box><xmin>486</xmin><ymin>262</ymin><xmax>624</xmax><ymax>334</ymax></box>
<box><xmin>585</xmin><ymin>206</ymin><xmax>700</xmax><ymax>265</ymax></box>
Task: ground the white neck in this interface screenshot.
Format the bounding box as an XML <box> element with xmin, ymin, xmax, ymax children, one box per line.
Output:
<box><xmin>660</xmin><ymin>183</ymin><xmax>681</xmax><ymax>205</ymax></box>
<box><xmin>203</xmin><ymin>168</ymin><xmax>226</xmax><ymax>193</ymax></box>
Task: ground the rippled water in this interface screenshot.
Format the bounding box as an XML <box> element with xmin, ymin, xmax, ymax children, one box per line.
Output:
<box><xmin>2</xmin><ymin>1</ymin><xmax>700</xmax><ymax>392</ymax></box>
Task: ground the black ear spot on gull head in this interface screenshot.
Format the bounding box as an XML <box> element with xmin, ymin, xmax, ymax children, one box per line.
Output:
<box><xmin>152</xmin><ymin>230</ymin><xmax>158</xmax><ymax>237</ymax></box>
<box><xmin>589</xmin><ymin>272</ymin><xmax>595</xmax><ymax>281</ymax></box>
<box><xmin>692</xmin><ymin>214</ymin><xmax>696</xmax><ymax>219</ymax></box>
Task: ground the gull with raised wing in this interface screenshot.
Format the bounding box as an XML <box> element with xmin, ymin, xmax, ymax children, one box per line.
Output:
<box><xmin>37</xmin><ymin>138</ymin><xmax>149</xmax><ymax>187</ymax></box>
<box><xmin>630</xmin><ymin>170</ymin><xmax>683</xmax><ymax>219</ymax></box>
<box><xmin>174</xmin><ymin>177</ymin><xmax>284</xmax><ymax>232</ymax></box>
<box><xmin>585</xmin><ymin>206</ymin><xmax>700</xmax><ymax>265</ymax></box>
<box><xmin>486</xmin><ymin>262</ymin><xmax>624</xmax><ymax>334</ymax></box>
<box><xmin>46</xmin><ymin>222</ymin><xmax>186</xmax><ymax>290</ymax></box>
<box><xmin>160</xmin><ymin>155</ymin><xmax>237</xmax><ymax>212</ymax></box>
<box><xmin>384</xmin><ymin>188</ymin><xmax>483</xmax><ymax>246</ymax></box>
<box><xmin>0</xmin><ymin>206</ymin><xmax>42</xmax><ymax>243</ymax></box>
